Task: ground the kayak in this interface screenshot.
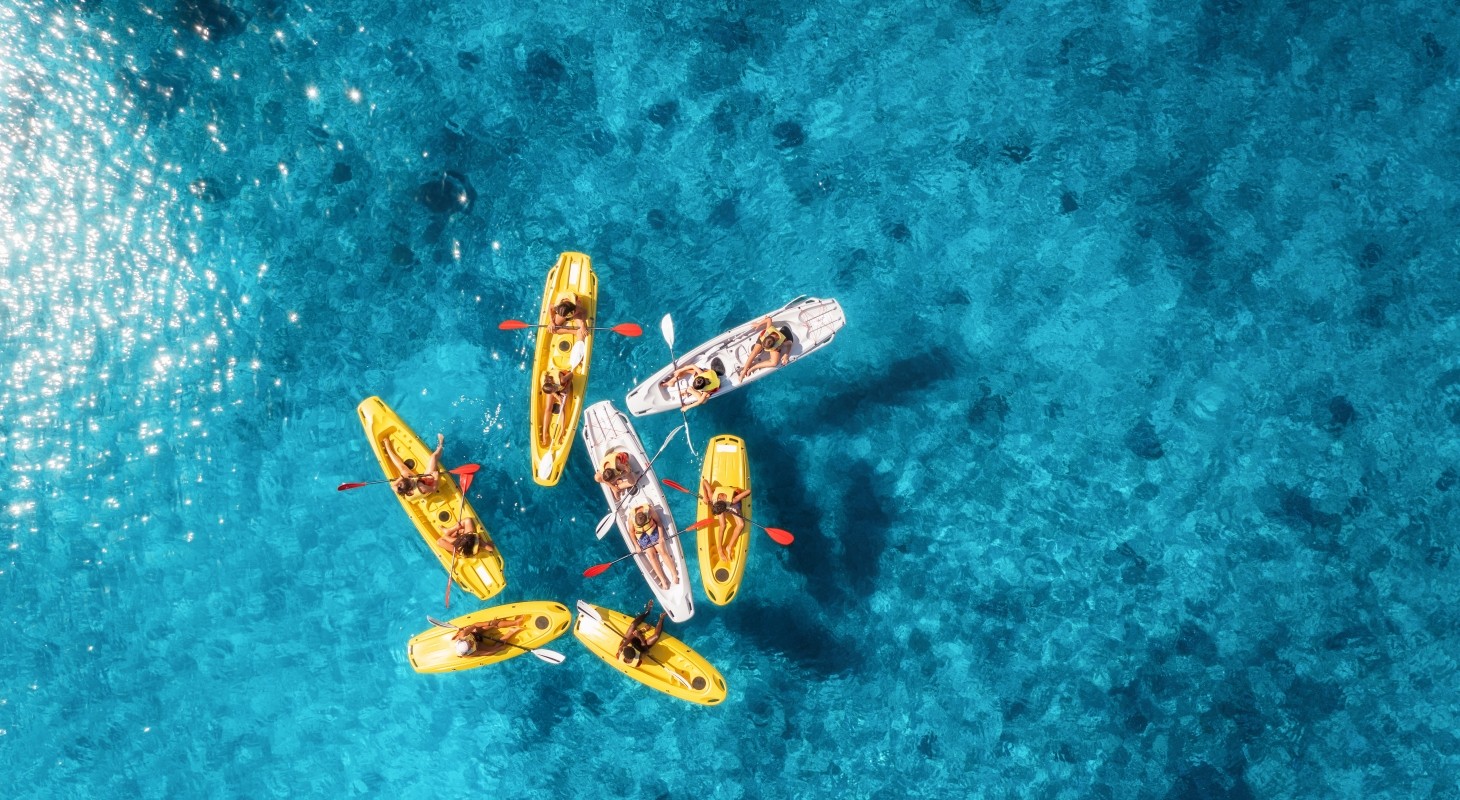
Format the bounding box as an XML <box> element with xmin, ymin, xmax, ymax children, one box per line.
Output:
<box><xmin>357</xmin><ymin>396</ymin><xmax>506</xmax><ymax>601</ymax></box>
<box><xmin>624</xmin><ymin>296</ymin><xmax>846</xmax><ymax>416</ymax></box>
<box><xmin>581</xmin><ymin>400</ymin><xmax>694</xmax><ymax>622</ymax></box>
<box><xmin>529</xmin><ymin>251</ymin><xmax>597</xmax><ymax>486</ymax></box>
<box><xmin>407</xmin><ymin>601</ymin><xmax>571</xmax><ymax>674</ymax></box>
<box><xmin>696</xmin><ymin>435</ymin><xmax>751</xmax><ymax>606</ymax></box>
<box><xmin>572</xmin><ymin>601</ymin><xmax>726</xmax><ymax>705</ymax></box>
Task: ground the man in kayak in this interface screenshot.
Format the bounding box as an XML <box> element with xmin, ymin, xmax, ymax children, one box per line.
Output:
<box><xmin>538</xmin><ymin>368</ymin><xmax>574</xmax><ymax>447</ymax></box>
<box><xmin>549</xmin><ymin>292</ymin><xmax>589</xmax><ymax>343</ymax></box>
<box><xmin>700</xmin><ymin>479</ymin><xmax>751</xmax><ymax>563</ymax></box>
<box><xmin>453</xmin><ymin>614</ymin><xmax>530</xmax><ymax>658</ymax></box>
<box><xmin>616</xmin><ymin>600</ymin><xmax>666</xmax><ymax>668</ymax></box>
<box><xmin>383</xmin><ymin>433</ymin><xmax>443</xmax><ymax>497</ymax></box>
<box><xmin>595</xmin><ymin>449</ymin><xmax>637</xmax><ymax>501</ymax></box>
<box><xmin>436</xmin><ymin>516</ymin><xmax>494</xmax><ymax>556</ymax></box>
<box><xmin>739</xmin><ymin>316</ymin><xmax>793</xmax><ymax>380</ymax></box>
<box><xmin>631</xmin><ymin>503</ymin><xmax>677</xmax><ymax>589</ymax></box>
<box><xmin>660</xmin><ymin>363</ymin><xmax>720</xmax><ymax>409</ymax></box>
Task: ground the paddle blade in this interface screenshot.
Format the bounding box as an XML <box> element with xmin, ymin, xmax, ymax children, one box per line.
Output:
<box><xmin>336</xmin><ymin>482</ymin><xmax>370</xmax><ymax>491</ymax></box>
<box><xmin>427</xmin><ymin>616</ymin><xmax>457</xmax><ymax>630</ymax></box>
<box><xmin>531</xmin><ymin>648</ymin><xmax>567</xmax><ymax>665</ymax></box>
<box><xmin>594</xmin><ymin>511</ymin><xmax>616</xmax><ymax>540</ymax></box>
<box><xmin>764</xmin><ymin>527</ymin><xmax>795</xmax><ymax>545</ymax></box>
<box><xmin>611</xmin><ymin>323</ymin><xmax>643</xmax><ymax>337</ymax></box>
<box><xmin>659</xmin><ymin>314</ymin><xmax>675</xmax><ymax>348</ymax></box>
<box><xmin>449</xmin><ymin>463</ymin><xmax>481</xmax><ymax>476</ymax></box>
<box><xmin>583</xmin><ymin>562</ymin><xmax>614</xmax><ymax>578</ymax></box>
<box><xmin>569</xmin><ymin>340</ymin><xmax>587</xmax><ymax>369</ymax></box>
<box><xmin>458</xmin><ymin>472</ymin><xmax>475</xmax><ymax>496</ymax></box>
<box><xmin>682</xmin><ymin>517</ymin><xmax>716</xmax><ymax>532</ymax></box>
<box><xmin>575</xmin><ymin>599</ymin><xmax>603</xmax><ymax>623</ymax></box>
<box><xmin>499</xmin><ymin>320</ymin><xmax>531</xmax><ymax>330</ymax></box>
<box><xmin>662</xmin><ymin>478</ymin><xmax>692</xmax><ymax>495</ymax></box>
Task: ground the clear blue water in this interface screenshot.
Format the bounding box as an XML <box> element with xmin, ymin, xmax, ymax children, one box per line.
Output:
<box><xmin>3</xmin><ymin>0</ymin><xmax>1459</xmax><ymax>796</ymax></box>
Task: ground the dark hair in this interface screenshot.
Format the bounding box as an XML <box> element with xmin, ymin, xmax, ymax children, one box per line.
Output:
<box><xmin>554</xmin><ymin>301</ymin><xmax>576</xmax><ymax>317</ymax></box>
<box><xmin>761</xmin><ymin>330</ymin><xmax>781</xmax><ymax>347</ymax></box>
<box><xmin>455</xmin><ymin>533</ymin><xmax>480</xmax><ymax>557</ymax></box>
<box><xmin>601</xmin><ymin>466</ymin><xmax>619</xmax><ymax>481</ymax></box>
<box><xmin>712</xmin><ymin>500</ymin><xmax>728</xmax><ymax>515</ymax></box>
<box><xmin>394</xmin><ymin>477</ymin><xmax>415</xmax><ymax>495</ymax></box>
<box><xmin>634</xmin><ymin>508</ymin><xmax>650</xmax><ymax>525</ymax></box>
<box><xmin>692</xmin><ymin>376</ymin><xmax>709</xmax><ymax>390</ymax></box>
<box><xmin>621</xmin><ymin>643</ymin><xmax>640</xmax><ymax>661</ymax></box>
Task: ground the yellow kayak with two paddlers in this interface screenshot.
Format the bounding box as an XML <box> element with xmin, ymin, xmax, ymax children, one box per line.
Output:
<box><xmin>357</xmin><ymin>396</ymin><xmax>506</xmax><ymax>601</ymax></box>
<box><xmin>572</xmin><ymin>601</ymin><xmax>727</xmax><ymax>706</ymax></box>
<box><xmin>529</xmin><ymin>252</ymin><xmax>597</xmax><ymax>486</ymax></box>
<box><xmin>696</xmin><ymin>434</ymin><xmax>752</xmax><ymax>606</ymax></box>
<box><xmin>407</xmin><ymin>601</ymin><xmax>571</xmax><ymax>673</ymax></box>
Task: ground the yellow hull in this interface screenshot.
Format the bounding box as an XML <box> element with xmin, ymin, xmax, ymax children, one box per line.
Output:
<box><xmin>695</xmin><ymin>435</ymin><xmax>751</xmax><ymax>606</ymax></box>
<box><xmin>407</xmin><ymin>601</ymin><xmax>571</xmax><ymax>674</ymax></box>
<box><xmin>357</xmin><ymin>396</ymin><xmax>506</xmax><ymax>601</ymax></box>
<box><xmin>573</xmin><ymin>602</ymin><xmax>726</xmax><ymax>706</ymax></box>
<box><xmin>529</xmin><ymin>252</ymin><xmax>597</xmax><ymax>486</ymax></box>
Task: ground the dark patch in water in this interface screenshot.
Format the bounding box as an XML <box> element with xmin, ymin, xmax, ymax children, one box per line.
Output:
<box><xmin>1283</xmin><ymin>675</ymin><xmax>1344</xmax><ymax>723</ymax></box>
<box><xmin>646</xmin><ymin>209</ymin><xmax>667</xmax><ymax>230</ymax></box>
<box><xmin>416</xmin><ymin>171</ymin><xmax>474</xmax><ymax>214</ymax></box>
<box><xmin>389</xmin><ymin>244</ymin><xmax>414</xmax><ymax>266</ymax></box>
<box><xmin>707</xmin><ymin>196</ymin><xmax>737</xmax><ymax>227</ymax></box>
<box><xmin>1359</xmin><ymin>242</ymin><xmax>1383</xmax><ymax>268</ymax></box>
<box><xmin>703</xmin><ymin>16</ymin><xmax>754</xmax><ymax>51</ymax></box>
<box><xmin>647</xmin><ymin>100</ymin><xmax>678</xmax><ymax>127</ymax></box>
<box><xmin>457</xmin><ymin>50</ymin><xmax>483</xmax><ymax>71</ymax></box>
<box><xmin>887</xmin><ymin>222</ymin><xmax>910</xmax><ymax>241</ymax></box>
<box><xmin>772</xmin><ymin>120</ymin><xmax>805</xmax><ymax>148</ymax></box>
<box><xmin>721</xmin><ymin>601</ymin><xmax>861</xmax><ymax>676</ymax></box>
<box><xmin>1162</xmin><ymin>763</ymin><xmax>1255</xmax><ymax>800</ymax></box>
<box><xmin>330</xmin><ymin>163</ymin><xmax>353</xmax><ymax>184</ymax></box>
<box><xmin>838</xmin><ymin>464</ymin><xmax>890</xmax><ymax>597</ymax></box>
<box><xmin>1002</xmin><ymin>143</ymin><xmax>1031</xmax><ymax>163</ymax></box>
<box><xmin>1422</xmin><ymin>32</ymin><xmax>1446</xmax><ymax>61</ymax></box>
<box><xmin>175</xmin><ymin>0</ymin><xmax>246</xmax><ymax>42</ymax></box>
<box><xmin>1437</xmin><ymin>468</ymin><xmax>1457</xmax><ymax>492</ymax></box>
<box><xmin>1060</xmin><ymin>190</ymin><xmax>1079</xmax><ymax>213</ymax></box>
<box><xmin>1124</xmin><ymin>418</ymin><xmax>1164</xmax><ymax>460</ymax></box>
<box><xmin>188</xmin><ymin>177</ymin><xmax>226</xmax><ymax>203</ymax></box>
<box><xmin>581</xmin><ymin>128</ymin><xmax>616</xmax><ymax>156</ymax></box>
<box><xmin>1174</xmin><ymin>621</ymin><xmax>1218</xmax><ymax>664</ymax></box>
<box><xmin>1325</xmin><ymin>395</ymin><xmax>1356</xmax><ymax>436</ymax></box>
<box><xmin>118</xmin><ymin>67</ymin><xmax>189</xmax><ymax>120</ymax></box>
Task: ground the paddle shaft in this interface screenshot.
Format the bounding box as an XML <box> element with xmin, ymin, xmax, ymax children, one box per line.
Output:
<box><xmin>428</xmin><ymin>618</ymin><xmax>548</xmax><ymax>656</ymax></box>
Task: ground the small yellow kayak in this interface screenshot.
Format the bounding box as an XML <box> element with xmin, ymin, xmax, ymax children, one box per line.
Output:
<box><xmin>696</xmin><ymin>435</ymin><xmax>752</xmax><ymax>605</ymax></box>
<box><xmin>572</xmin><ymin>601</ymin><xmax>726</xmax><ymax>706</ymax></box>
<box><xmin>357</xmin><ymin>396</ymin><xmax>506</xmax><ymax>601</ymax></box>
<box><xmin>529</xmin><ymin>252</ymin><xmax>597</xmax><ymax>486</ymax></box>
<box><xmin>407</xmin><ymin>601</ymin><xmax>571</xmax><ymax>673</ymax></box>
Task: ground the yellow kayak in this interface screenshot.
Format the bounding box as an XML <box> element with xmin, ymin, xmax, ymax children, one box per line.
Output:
<box><xmin>572</xmin><ymin>601</ymin><xmax>726</xmax><ymax>706</ymax></box>
<box><xmin>407</xmin><ymin>601</ymin><xmax>571</xmax><ymax>673</ymax></box>
<box><xmin>357</xmin><ymin>396</ymin><xmax>506</xmax><ymax>601</ymax></box>
<box><xmin>696</xmin><ymin>435</ymin><xmax>752</xmax><ymax>605</ymax></box>
<box><xmin>529</xmin><ymin>252</ymin><xmax>597</xmax><ymax>486</ymax></box>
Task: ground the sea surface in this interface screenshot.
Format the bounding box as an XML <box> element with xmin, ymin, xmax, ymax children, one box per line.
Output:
<box><xmin>3</xmin><ymin>0</ymin><xmax>1459</xmax><ymax>797</ymax></box>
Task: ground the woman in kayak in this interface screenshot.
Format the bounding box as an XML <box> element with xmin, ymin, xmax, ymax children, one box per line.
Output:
<box><xmin>660</xmin><ymin>363</ymin><xmax>720</xmax><ymax>409</ymax></box>
<box><xmin>631</xmin><ymin>503</ymin><xmax>677</xmax><ymax>589</ymax></box>
<box><xmin>549</xmin><ymin>292</ymin><xmax>589</xmax><ymax>343</ymax></box>
<box><xmin>538</xmin><ymin>368</ymin><xmax>574</xmax><ymax>447</ymax></box>
<box><xmin>700</xmin><ymin>478</ymin><xmax>751</xmax><ymax>563</ymax></box>
<box><xmin>595</xmin><ymin>449</ymin><xmax>637</xmax><ymax>500</ymax></box>
<box><xmin>616</xmin><ymin>600</ymin><xmax>666</xmax><ymax>668</ymax></box>
<box><xmin>436</xmin><ymin>516</ymin><xmax>494</xmax><ymax>556</ymax></box>
<box><xmin>739</xmin><ymin>316</ymin><xmax>793</xmax><ymax>380</ymax></box>
<box><xmin>383</xmin><ymin>433</ymin><xmax>443</xmax><ymax>497</ymax></box>
<box><xmin>453</xmin><ymin>614</ymin><xmax>530</xmax><ymax>658</ymax></box>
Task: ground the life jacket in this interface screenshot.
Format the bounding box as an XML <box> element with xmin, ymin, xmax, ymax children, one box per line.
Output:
<box><xmin>694</xmin><ymin>369</ymin><xmax>720</xmax><ymax>393</ymax></box>
<box><xmin>632</xmin><ymin>509</ymin><xmax>655</xmax><ymax>533</ymax></box>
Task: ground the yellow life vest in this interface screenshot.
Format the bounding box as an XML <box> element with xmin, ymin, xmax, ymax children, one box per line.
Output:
<box><xmin>695</xmin><ymin>369</ymin><xmax>720</xmax><ymax>393</ymax></box>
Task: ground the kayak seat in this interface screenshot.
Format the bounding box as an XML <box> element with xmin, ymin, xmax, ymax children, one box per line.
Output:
<box><xmin>710</xmin><ymin>357</ymin><xmax>726</xmax><ymax>375</ymax></box>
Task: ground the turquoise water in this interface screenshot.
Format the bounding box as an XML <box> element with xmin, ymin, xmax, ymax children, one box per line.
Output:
<box><xmin>4</xmin><ymin>0</ymin><xmax>1460</xmax><ymax>796</ymax></box>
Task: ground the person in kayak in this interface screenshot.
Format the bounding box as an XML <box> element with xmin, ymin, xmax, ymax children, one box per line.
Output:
<box><xmin>616</xmin><ymin>600</ymin><xmax>666</xmax><ymax>668</ymax></box>
<box><xmin>660</xmin><ymin>363</ymin><xmax>720</xmax><ymax>409</ymax></box>
<box><xmin>453</xmin><ymin>614</ymin><xmax>529</xmax><ymax>658</ymax></box>
<box><xmin>595</xmin><ymin>449</ymin><xmax>637</xmax><ymax>500</ymax></box>
<box><xmin>436</xmin><ymin>516</ymin><xmax>494</xmax><ymax>556</ymax></box>
<box><xmin>739</xmin><ymin>317</ymin><xmax>793</xmax><ymax>380</ymax></box>
<box><xmin>549</xmin><ymin>292</ymin><xmax>589</xmax><ymax>343</ymax></box>
<box><xmin>383</xmin><ymin>433</ymin><xmax>443</xmax><ymax>497</ymax></box>
<box><xmin>700</xmin><ymin>478</ymin><xmax>751</xmax><ymax>563</ymax></box>
<box><xmin>538</xmin><ymin>368</ymin><xmax>574</xmax><ymax>447</ymax></box>
<box><xmin>631</xmin><ymin>503</ymin><xmax>677</xmax><ymax>589</ymax></box>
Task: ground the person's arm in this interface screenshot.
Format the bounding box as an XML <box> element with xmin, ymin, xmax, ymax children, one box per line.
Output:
<box><xmin>732</xmin><ymin>488</ymin><xmax>751</xmax><ymax>503</ymax></box>
<box><xmin>700</xmin><ymin>478</ymin><xmax>714</xmax><ymax>505</ymax></box>
<box><xmin>682</xmin><ymin>390</ymin><xmax>709</xmax><ymax>409</ymax></box>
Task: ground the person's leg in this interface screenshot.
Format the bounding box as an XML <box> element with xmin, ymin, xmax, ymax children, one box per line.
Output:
<box><xmin>539</xmin><ymin>392</ymin><xmax>555</xmax><ymax>447</ymax></box>
<box><xmin>424</xmin><ymin>433</ymin><xmax>444</xmax><ymax>475</ymax></box>
<box><xmin>725</xmin><ymin>514</ymin><xmax>746</xmax><ymax>561</ymax></box>
<box><xmin>382</xmin><ymin>436</ymin><xmax>413</xmax><ymax>476</ymax></box>
<box><xmin>642</xmin><ymin>544</ymin><xmax>669</xmax><ymax>588</ymax></box>
<box><xmin>653</xmin><ymin>542</ymin><xmax>678</xmax><ymax>585</ymax></box>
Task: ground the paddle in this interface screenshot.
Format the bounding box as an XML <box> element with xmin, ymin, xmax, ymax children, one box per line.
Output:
<box><xmin>660</xmin><ymin>478</ymin><xmax>795</xmax><ymax>545</ymax></box>
<box><xmin>591</xmin><ymin>423</ymin><xmax>685</xmax><ymax>540</ymax></box>
<box><xmin>498</xmin><ymin>320</ymin><xmax>643</xmax><ymax>337</ymax></box>
<box><xmin>583</xmin><ymin>518</ymin><xmax>714</xmax><ymax>577</ymax></box>
<box><xmin>575</xmin><ymin>601</ymin><xmax>691</xmax><ymax>690</ymax></box>
<box><xmin>337</xmin><ymin>463</ymin><xmax>480</xmax><ymax>492</ymax></box>
<box><xmin>427</xmin><ymin>616</ymin><xmax>566</xmax><ymax>665</ymax></box>
<box><xmin>443</xmin><ymin>469</ymin><xmax>477</xmax><ymax>610</ymax></box>
<box><xmin>660</xmin><ymin>314</ymin><xmax>698</xmax><ymax>458</ymax></box>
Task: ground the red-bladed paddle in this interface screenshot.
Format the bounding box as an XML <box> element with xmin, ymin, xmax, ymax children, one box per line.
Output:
<box><xmin>337</xmin><ymin>463</ymin><xmax>480</xmax><ymax>492</ymax></box>
<box><xmin>660</xmin><ymin>478</ymin><xmax>795</xmax><ymax>545</ymax></box>
<box><xmin>498</xmin><ymin>320</ymin><xmax>643</xmax><ymax>337</ymax></box>
<box><xmin>443</xmin><ymin>470</ymin><xmax>477</xmax><ymax>610</ymax></box>
<box><xmin>582</xmin><ymin>519</ymin><xmax>715</xmax><ymax>578</ymax></box>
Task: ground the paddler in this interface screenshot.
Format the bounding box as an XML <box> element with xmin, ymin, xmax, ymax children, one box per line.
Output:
<box><xmin>630</xmin><ymin>504</ymin><xmax>677</xmax><ymax>589</ymax></box>
<box><xmin>660</xmin><ymin>363</ymin><xmax>721</xmax><ymax>410</ymax></box>
<box><xmin>616</xmin><ymin>601</ymin><xmax>666</xmax><ymax>668</ymax></box>
<box><xmin>738</xmin><ymin>316</ymin><xmax>793</xmax><ymax>380</ymax></box>
<box><xmin>452</xmin><ymin>615</ymin><xmax>530</xmax><ymax>658</ymax></box>
<box><xmin>436</xmin><ymin>516</ymin><xmax>494</xmax><ymax>556</ymax></box>
<box><xmin>548</xmin><ymin>292</ymin><xmax>589</xmax><ymax>343</ymax></box>
<box><xmin>594</xmin><ymin>449</ymin><xmax>637</xmax><ymax>501</ymax></box>
<box><xmin>700</xmin><ymin>478</ymin><xmax>750</xmax><ymax>563</ymax></box>
<box><xmin>538</xmin><ymin>367</ymin><xmax>574</xmax><ymax>447</ymax></box>
<box><xmin>382</xmin><ymin>433</ymin><xmax>444</xmax><ymax>498</ymax></box>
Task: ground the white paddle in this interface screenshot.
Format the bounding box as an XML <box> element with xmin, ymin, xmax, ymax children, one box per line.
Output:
<box><xmin>660</xmin><ymin>314</ymin><xmax>698</xmax><ymax>457</ymax></box>
<box><xmin>427</xmin><ymin>616</ymin><xmax>566</xmax><ymax>665</ymax></box>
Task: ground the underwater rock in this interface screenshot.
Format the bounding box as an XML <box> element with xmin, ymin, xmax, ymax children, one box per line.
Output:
<box><xmin>175</xmin><ymin>0</ymin><xmax>246</xmax><ymax>42</ymax></box>
<box><xmin>646</xmin><ymin>209</ymin><xmax>667</xmax><ymax>230</ymax></box>
<box><xmin>1325</xmin><ymin>395</ymin><xmax>1356</xmax><ymax>436</ymax></box>
<box><xmin>888</xmin><ymin>222</ymin><xmax>911</xmax><ymax>241</ymax></box>
<box><xmin>707</xmin><ymin>196</ymin><xmax>737</xmax><ymax>228</ymax></box>
<box><xmin>415</xmin><ymin>170</ymin><xmax>474</xmax><ymax>214</ymax></box>
<box><xmin>389</xmin><ymin>244</ymin><xmax>414</xmax><ymax>266</ymax></box>
<box><xmin>330</xmin><ymin>163</ymin><xmax>353</xmax><ymax>184</ymax></box>
<box><xmin>1061</xmin><ymin>190</ymin><xmax>1079</xmax><ymax>213</ymax></box>
<box><xmin>457</xmin><ymin>50</ymin><xmax>483</xmax><ymax>71</ymax></box>
<box><xmin>1124</xmin><ymin>418</ymin><xmax>1164</xmax><ymax>460</ymax></box>
<box><xmin>188</xmin><ymin>177</ymin><xmax>227</xmax><ymax>203</ymax></box>
<box><xmin>1002</xmin><ymin>143</ymin><xmax>1032</xmax><ymax>163</ymax></box>
<box><xmin>647</xmin><ymin>100</ymin><xmax>678</xmax><ymax>127</ymax></box>
<box><xmin>772</xmin><ymin>120</ymin><xmax>805</xmax><ymax>149</ymax></box>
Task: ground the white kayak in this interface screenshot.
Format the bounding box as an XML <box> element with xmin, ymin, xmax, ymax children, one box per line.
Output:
<box><xmin>625</xmin><ymin>296</ymin><xmax>847</xmax><ymax>416</ymax></box>
<box><xmin>581</xmin><ymin>401</ymin><xmax>695</xmax><ymax>622</ymax></box>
